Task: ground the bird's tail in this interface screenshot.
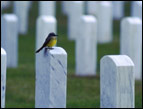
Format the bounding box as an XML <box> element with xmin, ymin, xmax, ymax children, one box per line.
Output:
<box><xmin>36</xmin><ymin>46</ymin><xmax>44</xmax><ymax>53</ymax></box>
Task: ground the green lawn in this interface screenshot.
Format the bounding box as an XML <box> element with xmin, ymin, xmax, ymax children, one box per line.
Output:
<box><xmin>2</xmin><ymin>1</ymin><xmax>142</xmax><ymax>108</ymax></box>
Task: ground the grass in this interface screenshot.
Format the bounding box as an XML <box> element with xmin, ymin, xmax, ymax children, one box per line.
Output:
<box><xmin>2</xmin><ymin>1</ymin><xmax>142</xmax><ymax>108</ymax></box>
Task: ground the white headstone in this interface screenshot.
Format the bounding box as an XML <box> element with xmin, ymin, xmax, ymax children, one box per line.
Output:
<box><xmin>28</xmin><ymin>1</ymin><xmax>32</xmax><ymax>9</ymax></box>
<box><xmin>1</xmin><ymin>48</ymin><xmax>7</xmax><ymax>108</ymax></box>
<box><xmin>76</xmin><ymin>15</ymin><xmax>97</xmax><ymax>76</ymax></box>
<box><xmin>120</xmin><ymin>17</ymin><xmax>142</xmax><ymax>80</ymax></box>
<box><xmin>97</xmin><ymin>2</ymin><xmax>113</xmax><ymax>43</ymax></box>
<box><xmin>112</xmin><ymin>1</ymin><xmax>124</xmax><ymax>20</ymax></box>
<box><xmin>87</xmin><ymin>1</ymin><xmax>113</xmax><ymax>43</ymax></box>
<box><xmin>86</xmin><ymin>1</ymin><xmax>98</xmax><ymax>14</ymax></box>
<box><xmin>62</xmin><ymin>1</ymin><xmax>69</xmax><ymax>15</ymax></box>
<box><xmin>36</xmin><ymin>16</ymin><xmax>57</xmax><ymax>50</ymax></box>
<box><xmin>100</xmin><ymin>55</ymin><xmax>135</xmax><ymax>108</ymax></box>
<box><xmin>35</xmin><ymin>47</ymin><xmax>67</xmax><ymax>108</ymax></box>
<box><xmin>1</xmin><ymin>14</ymin><xmax>18</xmax><ymax>68</ymax></box>
<box><xmin>131</xmin><ymin>1</ymin><xmax>142</xmax><ymax>20</ymax></box>
<box><xmin>39</xmin><ymin>1</ymin><xmax>56</xmax><ymax>16</ymax></box>
<box><xmin>14</xmin><ymin>1</ymin><xmax>30</xmax><ymax>34</ymax></box>
<box><xmin>1</xmin><ymin>1</ymin><xmax>11</xmax><ymax>10</ymax></box>
<box><xmin>68</xmin><ymin>1</ymin><xmax>84</xmax><ymax>40</ymax></box>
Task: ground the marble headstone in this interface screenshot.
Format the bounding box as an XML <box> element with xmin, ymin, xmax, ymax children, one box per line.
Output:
<box><xmin>112</xmin><ymin>1</ymin><xmax>124</xmax><ymax>20</ymax></box>
<box><xmin>1</xmin><ymin>48</ymin><xmax>7</xmax><ymax>108</ymax></box>
<box><xmin>76</xmin><ymin>15</ymin><xmax>97</xmax><ymax>76</ymax></box>
<box><xmin>35</xmin><ymin>47</ymin><xmax>67</xmax><ymax>108</ymax></box>
<box><xmin>1</xmin><ymin>14</ymin><xmax>18</xmax><ymax>68</ymax></box>
<box><xmin>131</xmin><ymin>1</ymin><xmax>142</xmax><ymax>20</ymax></box>
<box><xmin>100</xmin><ymin>55</ymin><xmax>135</xmax><ymax>108</ymax></box>
<box><xmin>68</xmin><ymin>1</ymin><xmax>84</xmax><ymax>40</ymax></box>
<box><xmin>86</xmin><ymin>1</ymin><xmax>98</xmax><ymax>15</ymax></box>
<box><xmin>39</xmin><ymin>1</ymin><xmax>56</xmax><ymax>16</ymax></box>
<box><xmin>62</xmin><ymin>1</ymin><xmax>69</xmax><ymax>15</ymax></box>
<box><xmin>14</xmin><ymin>1</ymin><xmax>31</xmax><ymax>34</ymax></box>
<box><xmin>120</xmin><ymin>17</ymin><xmax>142</xmax><ymax>80</ymax></box>
<box><xmin>1</xmin><ymin>1</ymin><xmax>11</xmax><ymax>10</ymax></box>
<box><xmin>87</xmin><ymin>1</ymin><xmax>113</xmax><ymax>43</ymax></box>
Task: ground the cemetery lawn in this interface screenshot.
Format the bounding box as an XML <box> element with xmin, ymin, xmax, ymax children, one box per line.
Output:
<box><xmin>3</xmin><ymin>2</ymin><xmax>142</xmax><ymax>108</ymax></box>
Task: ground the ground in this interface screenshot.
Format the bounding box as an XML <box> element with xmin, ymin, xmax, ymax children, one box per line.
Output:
<box><xmin>2</xmin><ymin>1</ymin><xmax>142</xmax><ymax>108</ymax></box>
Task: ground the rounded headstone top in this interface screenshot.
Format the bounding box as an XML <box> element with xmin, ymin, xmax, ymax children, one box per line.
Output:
<box><xmin>122</xmin><ymin>17</ymin><xmax>142</xmax><ymax>25</ymax></box>
<box><xmin>73</xmin><ymin>1</ymin><xmax>84</xmax><ymax>3</ymax></box>
<box><xmin>81</xmin><ymin>15</ymin><xmax>97</xmax><ymax>23</ymax></box>
<box><xmin>101</xmin><ymin>1</ymin><xmax>112</xmax><ymax>6</ymax></box>
<box><xmin>137</xmin><ymin>1</ymin><xmax>142</xmax><ymax>5</ymax></box>
<box><xmin>2</xmin><ymin>14</ymin><xmax>18</xmax><ymax>21</ymax></box>
<box><xmin>38</xmin><ymin>16</ymin><xmax>56</xmax><ymax>23</ymax></box>
<box><xmin>101</xmin><ymin>55</ymin><xmax>134</xmax><ymax>66</ymax></box>
<box><xmin>1</xmin><ymin>48</ymin><xmax>6</xmax><ymax>55</ymax></box>
<box><xmin>49</xmin><ymin>47</ymin><xmax>67</xmax><ymax>55</ymax></box>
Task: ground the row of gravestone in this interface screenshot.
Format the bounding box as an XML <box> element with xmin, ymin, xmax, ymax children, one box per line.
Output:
<box><xmin>1</xmin><ymin>14</ymin><xmax>142</xmax><ymax>79</ymax></box>
<box><xmin>1</xmin><ymin>47</ymin><xmax>135</xmax><ymax>108</ymax></box>
<box><xmin>66</xmin><ymin>1</ymin><xmax>142</xmax><ymax>43</ymax></box>
<box><xmin>1</xmin><ymin>1</ymin><xmax>142</xmax><ymax>79</ymax></box>
<box><xmin>1</xmin><ymin>1</ymin><xmax>142</xmax><ymax>108</ymax></box>
<box><xmin>1</xmin><ymin>1</ymin><xmax>142</xmax><ymax>36</ymax></box>
<box><xmin>0</xmin><ymin>13</ymin><xmax>141</xmax><ymax>109</ymax></box>
<box><xmin>1</xmin><ymin>1</ymin><xmax>142</xmax><ymax>19</ymax></box>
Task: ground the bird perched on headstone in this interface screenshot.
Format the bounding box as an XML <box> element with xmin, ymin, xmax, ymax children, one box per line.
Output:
<box><xmin>36</xmin><ymin>32</ymin><xmax>58</xmax><ymax>53</ymax></box>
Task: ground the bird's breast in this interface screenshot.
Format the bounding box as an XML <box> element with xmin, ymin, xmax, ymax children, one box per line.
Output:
<box><xmin>47</xmin><ymin>38</ymin><xmax>57</xmax><ymax>47</ymax></box>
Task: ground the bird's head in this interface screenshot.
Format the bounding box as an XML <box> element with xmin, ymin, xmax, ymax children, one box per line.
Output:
<box><xmin>48</xmin><ymin>32</ymin><xmax>58</xmax><ymax>37</ymax></box>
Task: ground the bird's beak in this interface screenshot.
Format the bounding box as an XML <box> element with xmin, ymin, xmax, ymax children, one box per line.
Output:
<box><xmin>55</xmin><ymin>35</ymin><xmax>58</xmax><ymax>36</ymax></box>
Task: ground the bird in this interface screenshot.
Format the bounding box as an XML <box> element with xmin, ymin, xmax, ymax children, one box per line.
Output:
<box><xmin>36</xmin><ymin>32</ymin><xmax>58</xmax><ymax>53</ymax></box>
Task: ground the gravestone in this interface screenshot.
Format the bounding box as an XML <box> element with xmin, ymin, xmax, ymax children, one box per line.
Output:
<box><xmin>1</xmin><ymin>14</ymin><xmax>18</xmax><ymax>68</ymax></box>
<box><xmin>112</xmin><ymin>1</ymin><xmax>124</xmax><ymax>20</ymax></box>
<box><xmin>68</xmin><ymin>1</ymin><xmax>84</xmax><ymax>40</ymax></box>
<box><xmin>1</xmin><ymin>48</ymin><xmax>7</xmax><ymax>108</ymax></box>
<box><xmin>100</xmin><ymin>55</ymin><xmax>135</xmax><ymax>108</ymax></box>
<box><xmin>87</xmin><ymin>1</ymin><xmax>113</xmax><ymax>43</ymax></box>
<box><xmin>28</xmin><ymin>1</ymin><xmax>32</xmax><ymax>9</ymax></box>
<box><xmin>39</xmin><ymin>1</ymin><xmax>56</xmax><ymax>16</ymax></box>
<box><xmin>62</xmin><ymin>1</ymin><xmax>69</xmax><ymax>15</ymax></box>
<box><xmin>76</xmin><ymin>15</ymin><xmax>97</xmax><ymax>76</ymax></box>
<box><xmin>120</xmin><ymin>17</ymin><xmax>142</xmax><ymax>80</ymax></box>
<box><xmin>36</xmin><ymin>16</ymin><xmax>57</xmax><ymax>50</ymax></box>
<box><xmin>14</xmin><ymin>1</ymin><xmax>31</xmax><ymax>34</ymax></box>
<box><xmin>35</xmin><ymin>47</ymin><xmax>67</xmax><ymax>108</ymax></box>
<box><xmin>86</xmin><ymin>1</ymin><xmax>98</xmax><ymax>14</ymax></box>
<box><xmin>1</xmin><ymin>1</ymin><xmax>11</xmax><ymax>10</ymax></box>
<box><xmin>97</xmin><ymin>2</ymin><xmax>113</xmax><ymax>43</ymax></box>
<box><xmin>131</xmin><ymin>1</ymin><xmax>142</xmax><ymax>20</ymax></box>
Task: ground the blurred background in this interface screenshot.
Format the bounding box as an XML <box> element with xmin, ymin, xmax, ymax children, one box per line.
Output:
<box><xmin>1</xmin><ymin>1</ymin><xmax>142</xmax><ymax>108</ymax></box>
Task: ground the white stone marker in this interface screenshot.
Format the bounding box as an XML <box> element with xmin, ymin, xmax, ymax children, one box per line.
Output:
<box><xmin>120</xmin><ymin>17</ymin><xmax>142</xmax><ymax>80</ymax></box>
<box><xmin>87</xmin><ymin>1</ymin><xmax>113</xmax><ymax>43</ymax></box>
<box><xmin>62</xmin><ymin>1</ymin><xmax>69</xmax><ymax>15</ymax></box>
<box><xmin>35</xmin><ymin>47</ymin><xmax>67</xmax><ymax>108</ymax></box>
<box><xmin>86</xmin><ymin>1</ymin><xmax>98</xmax><ymax>15</ymax></box>
<box><xmin>1</xmin><ymin>14</ymin><xmax>18</xmax><ymax>68</ymax></box>
<box><xmin>97</xmin><ymin>2</ymin><xmax>113</xmax><ymax>43</ymax></box>
<box><xmin>39</xmin><ymin>1</ymin><xmax>56</xmax><ymax>16</ymax></box>
<box><xmin>1</xmin><ymin>1</ymin><xmax>11</xmax><ymax>10</ymax></box>
<box><xmin>131</xmin><ymin>1</ymin><xmax>142</xmax><ymax>20</ymax></box>
<box><xmin>1</xmin><ymin>48</ymin><xmax>7</xmax><ymax>108</ymax></box>
<box><xmin>14</xmin><ymin>1</ymin><xmax>30</xmax><ymax>34</ymax></box>
<box><xmin>76</xmin><ymin>15</ymin><xmax>97</xmax><ymax>76</ymax></box>
<box><xmin>100</xmin><ymin>55</ymin><xmax>135</xmax><ymax>108</ymax></box>
<box><xmin>68</xmin><ymin>1</ymin><xmax>84</xmax><ymax>40</ymax></box>
<box><xmin>112</xmin><ymin>1</ymin><xmax>124</xmax><ymax>20</ymax></box>
<box><xmin>36</xmin><ymin>16</ymin><xmax>57</xmax><ymax>50</ymax></box>
<box><xmin>28</xmin><ymin>1</ymin><xmax>33</xmax><ymax>9</ymax></box>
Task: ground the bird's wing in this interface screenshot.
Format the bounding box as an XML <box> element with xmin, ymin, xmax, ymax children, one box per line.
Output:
<box><xmin>42</xmin><ymin>36</ymin><xmax>51</xmax><ymax>47</ymax></box>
